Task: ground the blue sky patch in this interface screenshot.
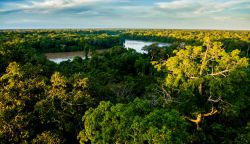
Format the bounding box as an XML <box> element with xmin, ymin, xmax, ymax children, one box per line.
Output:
<box><xmin>0</xmin><ymin>0</ymin><xmax>249</xmax><ymax>29</ymax></box>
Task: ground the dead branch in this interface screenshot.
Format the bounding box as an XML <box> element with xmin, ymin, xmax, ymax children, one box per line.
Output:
<box><xmin>208</xmin><ymin>96</ymin><xmax>222</xmax><ymax>103</ymax></box>
<box><xmin>208</xmin><ymin>69</ymin><xmax>230</xmax><ymax>76</ymax></box>
<box><xmin>199</xmin><ymin>50</ymin><xmax>208</xmax><ymax>76</ymax></box>
<box><xmin>190</xmin><ymin>76</ymin><xmax>198</xmax><ymax>79</ymax></box>
<box><xmin>162</xmin><ymin>84</ymin><xmax>171</xmax><ymax>100</ymax></box>
<box><xmin>208</xmin><ymin>96</ymin><xmax>233</xmax><ymax>106</ymax></box>
<box><xmin>160</xmin><ymin>84</ymin><xmax>182</xmax><ymax>104</ymax></box>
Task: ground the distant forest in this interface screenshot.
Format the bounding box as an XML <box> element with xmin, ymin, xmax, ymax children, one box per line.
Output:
<box><xmin>0</xmin><ymin>29</ymin><xmax>249</xmax><ymax>143</ymax></box>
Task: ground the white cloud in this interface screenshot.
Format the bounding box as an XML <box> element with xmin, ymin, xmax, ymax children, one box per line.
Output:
<box><xmin>28</xmin><ymin>0</ymin><xmax>108</xmax><ymax>9</ymax></box>
<box><xmin>156</xmin><ymin>0</ymin><xmax>250</xmax><ymax>16</ymax></box>
<box><xmin>156</xmin><ymin>0</ymin><xmax>196</xmax><ymax>10</ymax></box>
<box><xmin>76</xmin><ymin>10</ymin><xmax>99</xmax><ymax>15</ymax></box>
<box><xmin>5</xmin><ymin>19</ymin><xmax>41</xmax><ymax>24</ymax></box>
<box><xmin>1</xmin><ymin>0</ymin><xmax>122</xmax><ymax>14</ymax></box>
<box><xmin>1</xmin><ymin>0</ymin><xmax>249</xmax><ymax>29</ymax></box>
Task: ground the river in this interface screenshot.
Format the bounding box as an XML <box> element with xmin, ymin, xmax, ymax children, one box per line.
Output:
<box><xmin>46</xmin><ymin>40</ymin><xmax>171</xmax><ymax>63</ymax></box>
<box><xmin>45</xmin><ymin>51</ymin><xmax>87</xmax><ymax>63</ymax></box>
<box><xmin>124</xmin><ymin>40</ymin><xmax>171</xmax><ymax>53</ymax></box>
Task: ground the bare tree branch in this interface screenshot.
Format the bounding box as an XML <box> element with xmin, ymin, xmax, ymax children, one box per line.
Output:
<box><xmin>162</xmin><ymin>84</ymin><xmax>171</xmax><ymax>100</ymax></box>
<box><xmin>208</xmin><ymin>69</ymin><xmax>230</xmax><ymax>76</ymax></box>
<box><xmin>208</xmin><ymin>96</ymin><xmax>222</xmax><ymax>103</ymax></box>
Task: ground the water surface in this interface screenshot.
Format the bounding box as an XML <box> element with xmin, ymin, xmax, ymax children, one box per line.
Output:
<box><xmin>45</xmin><ymin>51</ymin><xmax>86</xmax><ymax>63</ymax></box>
<box><xmin>46</xmin><ymin>40</ymin><xmax>171</xmax><ymax>63</ymax></box>
<box><xmin>124</xmin><ymin>40</ymin><xmax>171</xmax><ymax>53</ymax></box>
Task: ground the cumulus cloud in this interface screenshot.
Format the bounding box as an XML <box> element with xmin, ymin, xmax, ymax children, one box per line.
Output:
<box><xmin>0</xmin><ymin>0</ymin><xmax>249</xmax><ymax>29</ymax></box>
<box><xmin>0</xmin><ymin>0</ymin><xmax>124</xmax><ymax>14</ymax></box>
<box><xmin>156</xmin><ymin>0</ymin><xmax>196</xmax><ymax>10</ymax></box>
<box><xmin>156</xmin><ymin>0</ymin><xmax>250</xmax><ymax>16</ymax></box>
<box><xmin>25</xmin><ymin>0</ymin><xmax>112</xmax><ymax>9</ymax></box>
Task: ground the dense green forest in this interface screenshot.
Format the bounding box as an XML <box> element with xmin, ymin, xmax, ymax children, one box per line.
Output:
<box><xmin>0</xmin><ymin>29</ymin><xmax>249</xmax><ymax>143</ymax></box>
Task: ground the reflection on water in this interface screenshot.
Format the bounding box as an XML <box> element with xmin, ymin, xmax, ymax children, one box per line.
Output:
<box><xmin>124</xmin><ymin>40</ymin><xmax>171</xmax><ymax>53</ymax></box>
<box><xmin>45</xmin><ymin>51</ymin><xmax>86</xmax><ymax>63</ymax></box>
<box><xmin>45</xmin><ymin>40</ymin><xmax>171</xmax><ymax>63</ymax></box>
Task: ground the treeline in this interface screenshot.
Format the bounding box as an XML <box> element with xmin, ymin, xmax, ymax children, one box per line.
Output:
<box><xmin>1</xmin><ymin>29</ymin><xmax>249</xmax><ymax>56</ymax></box>
<box><xmin>121</xmin><ymin>29</ymin><xmax>250</xmax><ymax>56</ymax></box>
<box><xmin>0</xmin><ymin>30</ymin><xmax>123</xmax><ymax>53</ymax></box>
<box><xmin>0</xmin><ymin>29</ymin><xmax>249</xmax><ymax>143</ymax></box>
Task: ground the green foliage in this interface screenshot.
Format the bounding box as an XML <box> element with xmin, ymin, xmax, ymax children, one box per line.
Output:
<box><xmin>153</xmin><ymin>38</ymin><xmax>249</xmax><ymax>115</ymax></box>
<box><xmin>78</xmin><ymin>98</ymin><xmax>188</xmax><ymax>144</ymax></box>
<box><xmin>0</xmin><ymin>62</ymin><xmax>47</xmax><ymax>143</ymax></box>
<box><xmin>32</xmin><ymin>131</ymin><xmax>64</xmax><ymax>144</ymax></box>
<box><xmin>235</xmin><ymin>122</ymin><xmax>250</xmax><ymax>144</ymax></box>
<box><xmin>0</xmin><ymin>30</ymin><xmax>123</xmax><ymax>53</ymax></box>
<box><xmin>122</xmin><ymin>29</ymin><xmax>250</xmax><ymax>57</ymax></box>
<box><xmin>151</xmin><ymin>38</ymin><xmax>250</xmax><ymax>143</ymax></box>
<box><xmin>0</xmin><ymin>62</ymin><xmax>91</xmax><ymax>143</ymax></box>
<box><xmin>33</xmin><ymin>72</ymin><xmax>93</xmax><ymax>143</ymax></box>
<box><xmin>0</xmin><ymin>29</ymin><xmax>249</xmax><ymax>143</ymax></box>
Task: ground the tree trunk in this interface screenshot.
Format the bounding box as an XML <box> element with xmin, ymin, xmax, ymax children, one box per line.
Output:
<box><xmin>199</xmin><ymin>83</ymin><xmax>202</xmax><ymax>96</ymax></box>
<box><xmin>247</xmin><ymin>44</ymin><xmax>249</xmax><ymax>57</ymax></box>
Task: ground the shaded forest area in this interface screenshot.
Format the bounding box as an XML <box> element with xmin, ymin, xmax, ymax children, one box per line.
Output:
<box><xmin>0</xmin><ymin>29</ymin><xmax>249</xmax><ymax>143</ymax></box>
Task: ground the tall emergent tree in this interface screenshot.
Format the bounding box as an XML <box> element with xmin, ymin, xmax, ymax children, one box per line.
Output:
<box><xmin>153</xmin><ymin>37</ymin><xmax>249</xmax><ymax>129</ymax></box>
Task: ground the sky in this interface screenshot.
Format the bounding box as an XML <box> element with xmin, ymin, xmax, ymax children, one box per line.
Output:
<box><xmin>0</xmin><ymin>0</ymin><xmax>250</xmax><ymax>30</ymax></box>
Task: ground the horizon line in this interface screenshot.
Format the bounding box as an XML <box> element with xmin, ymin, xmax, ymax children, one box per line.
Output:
<box><xmin>0</xmin><ymin>28</ymin><xmax>250</xmax><ymax>31</ymax></box>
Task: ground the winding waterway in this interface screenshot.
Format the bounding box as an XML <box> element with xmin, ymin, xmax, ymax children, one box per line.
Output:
<box><xmin>46</xmin><ymin>40</ymin><xmax>171</xmax><ymax>63</ymax></box>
